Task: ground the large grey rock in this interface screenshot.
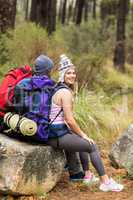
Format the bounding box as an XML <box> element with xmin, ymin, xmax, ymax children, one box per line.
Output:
<box><xmin>0</xmin><ymin>134</ymin><xmax>65</xmax><ymax>196</ymax></box>
<box><xmin>109</xmin><ymin>125</ymin><xmax>133</xmax><ymax>178</ymax></box>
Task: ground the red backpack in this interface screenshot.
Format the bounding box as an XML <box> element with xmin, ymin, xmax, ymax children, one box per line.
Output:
<box><xmin>0</xmin><ymin>65</ymin><xmax>32</xmax><ymax>117</ymax></box>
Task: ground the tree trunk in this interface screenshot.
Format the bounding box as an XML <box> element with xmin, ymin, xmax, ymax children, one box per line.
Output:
<box><xmin>68</xmin><ymin>0</ymin><xmax>75</xmax><ymax>24</ymax></box>
<box><xmin>100</xmin><ymin>0</ymin><xmax>107</xmax><ymax>21</ymax></box>
<box><xmin>84</xmin><ymin>0</ymin><xmax>89</xmax><ymax>22</ymax></box>
<box><xmin>25</xmin><ymin>0</ymin><xmax>29</xmax><ymax>20</ymax></box>
<box><xmin>30</xmin><ymin>0</ymin><xmax>38</xmax><ymax>22</ymax></box>
<box><xmin>75</xmin><ymin>0</ymin><xmax>85</xmax><ymax>25</ymax></box>
<box><xmin>47</xmin><ymin>0</ymin><xmax>57</xmax><ymax>35</ymax></box>
<box><xmin>73</xmin><ymin>0</ymin><xmax>79</xmax><ymax>22</ymax></box>
<box><xmin>30</xmin><ymin>0</ymin><xmax>57</xmax><ymax>35</ymax></box>
<box><xmin>61</xmin><ymin>0</ymin><xmax>67</xmax><ymax>24</ymax></box>
<box><xmin>0</xmin><ymin>0</ymin><xmax>17</xmax><ymax>33</ymax></box>
<box><xmin>100</xmin><ymin>0</ymin><xmax>117</xmax><ymax>28</ymax></box>
<box><xmin>30</xmin><ymin>0</ymin><xmax>48</xmax><ymax>27</ymax></box>
<box><xmin>58</xmin><ymin>0</ymin><xmax>63</xmax><ymax>22</ymax></box>
<box><xmin>38</xmin><ymin>0</ymin><xmax>49</xmax><ymax>27</ymax></box>
<box><xmin>113</xmin><ymin>0</ymin><xmax>129</xmax><ymax>72</ymax></box>
<box><xmin>92</xmin><ymin>0</ymin><xmax>96</xmax><ymax>19</ymax></box>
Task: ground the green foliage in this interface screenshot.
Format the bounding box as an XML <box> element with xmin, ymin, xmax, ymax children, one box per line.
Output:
<box><xmin>74</xmin><ymin>88</ymin><xmax>133</xmax><ymax>142</ymax></box>
<box><xmin>5</xmin><ymin>23</ymin><xmax>49</xmax><ymax>66</ymax></box>
<box><xmin>0</xmin><ymin>20</ymin><xmax>132</xmax><ymax>143</ymax></box>
<box><xmin>76</xmin><ymin>53</ymin><xmax>105</xmax><ymax>88</ymax></box>
<box><xmin>0</xmin><ymin>21</ymin><xmax>115</xmax><ymax>91</ymax></box>
<box><xmin>58</xmin><ymin>20</ymin><xmax>115</xmax><ymax>88</ymax></box>
<box><xmin>0</xmin><ymin>20</ymin><xmax>131</xmax><ymax>92</ymax></box>
<box><xmin>99</xmin><ymin>67</ymin><xmax>133</xmax><ymax>94</ymax></box>
<box><xmin>60</xmin><ymin>21</ymin><xmax>110</xmax><ymax>57</ymax></box>
<box><xmin>0</xmin><ymin>33</ymin><xmax>9</xmax><ymax>65</ymax></box>
<box><xmin>0</xmin><ymin>23</ymin><xmax>67</xmax><ymax>69</ymax></box>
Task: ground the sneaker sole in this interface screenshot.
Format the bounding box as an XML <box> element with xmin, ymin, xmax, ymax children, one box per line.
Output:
<box><xmin>70</xmin><ymin>179</ymin><xmax>83</xmax><ymax>182</ymax></box>
<box><xmin>83</xmin><ymin>179</ymin><xmax>99</xmax><ymax>185</ymax></box>
<box><xmin>100</xmin><ymin>187</ymin><xmax>123</xmax><ymax>192</ymax></box>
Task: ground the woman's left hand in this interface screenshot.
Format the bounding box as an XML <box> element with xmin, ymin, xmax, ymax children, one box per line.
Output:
<box><xmin>82</xmin><ymin>135</ymin><xmax>95</xmax><ymax>145</ymax></box>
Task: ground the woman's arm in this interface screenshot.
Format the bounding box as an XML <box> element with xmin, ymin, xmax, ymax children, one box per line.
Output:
<box><xmin>61</xmin><ymin>89</ymin><xmax>94</xmax><ymax>144</ymax></box>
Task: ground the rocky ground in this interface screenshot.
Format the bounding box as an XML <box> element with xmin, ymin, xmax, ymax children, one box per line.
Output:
<box><xmin>46</xmin><ymin>149</ymin><xmax>133</xmax><ymax>200</ymax></box>
<box><xmin>0</xmin><ymin>147</ymin><xmax>133</xmax><ymax>200</ymax></box>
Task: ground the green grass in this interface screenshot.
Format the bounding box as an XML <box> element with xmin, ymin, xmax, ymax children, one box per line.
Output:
<box><xmin>74</xmin><ymin>88</ymin><xmax>133</xmax><ymax>143</ymax></box>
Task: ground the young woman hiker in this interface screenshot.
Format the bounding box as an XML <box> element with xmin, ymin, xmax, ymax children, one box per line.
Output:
<box><xmin>46</xmin><ymin>54</ymin><xmax>124</xmax><ymax>192</ymax></box>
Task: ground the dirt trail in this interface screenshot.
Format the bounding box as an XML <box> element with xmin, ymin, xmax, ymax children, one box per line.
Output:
<box><xmin>46</xmin><ymin>149</ymin><xmax>133</xmax><ymax>200</ymax></box>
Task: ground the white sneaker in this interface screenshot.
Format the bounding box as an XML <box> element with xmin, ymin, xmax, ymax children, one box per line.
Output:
<box><xmin>83</xmin><ymin>173</ymin><xmax>99</xmax><ymax>185</ymax></box>
<box><xmin>99</xmin><ymin>178</ymin><xmax>124</xmax><ymax>192</ymax></box>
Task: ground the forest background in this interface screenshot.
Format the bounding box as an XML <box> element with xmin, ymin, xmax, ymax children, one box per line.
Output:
<box><xmin>0</xmin><ymin>0</ymin><xmax>133</xmax><ymax>145</ymax></box>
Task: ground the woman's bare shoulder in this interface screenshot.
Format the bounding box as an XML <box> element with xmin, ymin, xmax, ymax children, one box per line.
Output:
<box><xmin>56</xmin><ymin>88</ymin><xmax>72</xmax><ymax>96</ymax></box>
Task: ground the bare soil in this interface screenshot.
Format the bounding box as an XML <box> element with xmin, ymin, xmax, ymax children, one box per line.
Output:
<box><xmin>46</xmin><ymin>148</ymin><xmax>133</xmax><ymax>200</ymax></box>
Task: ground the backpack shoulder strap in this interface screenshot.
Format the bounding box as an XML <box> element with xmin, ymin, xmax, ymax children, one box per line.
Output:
<box><xmin>53</xmin><ymin>82</ymin><xmax>69</xmax><ymax>95</ymax></box>
<box><xmin>49</xmin><ymin>108</ymin><xmax>63</xmax><ymax>125</ymax></box>
<box><xmin>18</xmin><ymin>67</ymin><xmax>30</xmax><ymax>74</ymax></box>
<box><xmin>49</xmin><ymin>83</ymin><xmax>70</xmax><ymax>124</ymax></box>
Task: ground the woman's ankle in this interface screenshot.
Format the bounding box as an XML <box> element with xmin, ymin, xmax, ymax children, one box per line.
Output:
<box><xmin>100</xmin><ymin>174</ymin><xmax>110</xmax><ymax>184</ymax></box>
<box><xmin>84</xmin><ymin>170</ymin><xmax>92</xmax><ymax>177</ymax></box>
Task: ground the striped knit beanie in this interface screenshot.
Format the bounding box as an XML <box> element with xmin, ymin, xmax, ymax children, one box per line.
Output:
<box><xmin>58</xmin><ymin>54</ymin><xmax>74</xmax><ymax>82</ymax></box>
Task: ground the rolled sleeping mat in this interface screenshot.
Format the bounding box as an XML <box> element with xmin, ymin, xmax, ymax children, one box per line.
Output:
<box><xmin>4</xmin><ymin>112</ymin><xmax>19</xmax><ymax>130</ymax></box>
<box><xmin>4</xmin><ymin>112</ymin><xmax>37</xmax><ymax>136</ymax></box>
<box><xmin>19</xmin><ymin>117</ymin><xmax>37</xmax><ymax>136</ymax></box>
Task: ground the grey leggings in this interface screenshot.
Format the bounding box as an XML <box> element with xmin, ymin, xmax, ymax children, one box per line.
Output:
<box><xmin>47</xmin><ymin>132</ymin><xmax>105</xmax><ymax>176</ymax></box>
<box><xmin>79</xmin><ymin>152</ymin><xmax>90</xmax><ymax>171</ymax></box>
<box><xmin>65</xmin><ymin>151</ymin><xmax>89</xmax><ymax>173</ymax></box>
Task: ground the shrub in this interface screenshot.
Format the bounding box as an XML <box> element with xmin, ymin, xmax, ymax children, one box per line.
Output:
<box><xmin>0</xmin><ymin>33</ymin><xmax>9</xmax><ymax>65</ymax></box>
<box><xmin>74</xmin><ymin>88</ymin><xmax>133</xmax><ymax>142</ymax></box>
<box><xmin>1</xmin><ymin>23</ymin><xmax>67</xmax><ymax>68</ymax></box>
<box><xmin>100</xmin><ymin>67</ymin><xmax>133</xmax><ymax>95</ymax></box>
<box><xmin>126</xmin><ymin>17</ymin><xmax>133</xmax><ymax>64</ymax></box>
<box><xmin>60</xmin><ymin>20</ymin><xmax>110</xmax><ymax>56</ymax></box>
<box><xmin>76</xmin><ymin>53</ymin><xmax>105</xmax><ymax>88</ymax></box>
<box><xmin>58</xmin><ymin>20</ymin><xmax>115</xmax><ymax>88</ymax></box>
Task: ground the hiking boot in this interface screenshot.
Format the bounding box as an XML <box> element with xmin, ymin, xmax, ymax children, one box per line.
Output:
<box><xmin>83</xmin><ymin>173</ymin><xmax>99</xmax><ymax>185</ymax></box>
<box><xmin>99</xmin><ymin>178</ymin><xmax>124</xmax><ymax>192</ymax></box>
<box><xmin>64</xmin><ymin>163</ymin><xmax>69</xmax><ymax>171</ymax></box>
<box><xmin>69</xmin><ymin>171</ymin><xmax>85</xmax><ymax>182</ymax></box>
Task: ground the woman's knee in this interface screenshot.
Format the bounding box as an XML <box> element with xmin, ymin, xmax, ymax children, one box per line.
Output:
<box><xmin>90</xmin><ymin>143</ymin><xmax>99</xmax><ymax>153</ymax></box>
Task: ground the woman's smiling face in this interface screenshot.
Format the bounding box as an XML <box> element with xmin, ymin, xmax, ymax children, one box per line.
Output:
<box><xmin>64</xmin><ymin>67</ymin><xmax>76</xmax><ymax>86</ymax></box>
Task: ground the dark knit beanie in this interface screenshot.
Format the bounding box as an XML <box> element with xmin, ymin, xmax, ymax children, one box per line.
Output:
<box><xmin>34</xmin><ymin>55</ymin><xmax>54</xmax><ymax>75</ymax></box>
